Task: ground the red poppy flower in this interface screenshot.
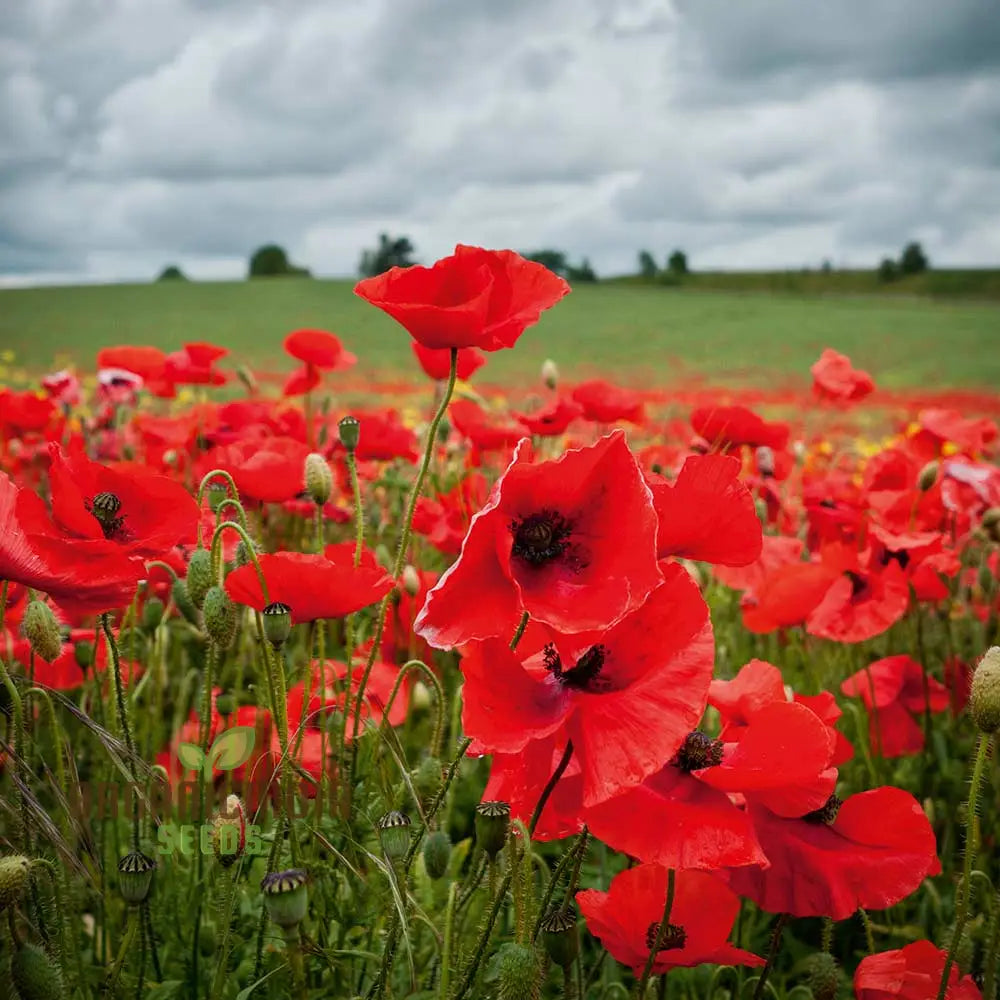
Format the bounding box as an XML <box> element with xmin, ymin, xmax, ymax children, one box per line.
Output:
<box><xmin>811</xmin><ymin>349</ymin><xmax>875</xmax><ymax>403</ymax></box>
<box><xmin>282</xmin><ymin>364</ymin><xmax>322</xmax><ymax>397</ymax></box>
<box><xmin>40</xmin><ymin>369</ymin><xmax>80</xmax><ymax>407</ymax></box>
<box><xmin>577</xmin><ymin>865</ymin><xmax>764</xmax><ymax>974</ymax></box>
<box><xmin>854</xmin><ymin>941</ymin><xmax>982</xmax><ymax>1000</ymax></box>
<box><xmin>714</xmin><ymin>535</ymin><xmax>804</xmax><ymax>593</ymax></box>
<box><xmin>164</xmin><ymin>347</ymin><xmax>229</xmax><ymax>387</ymax></box>
<box><xmin>727</xmin><ymin>787</ymin><xmax>940</xmax><ymax>920</ymax></box>
<box><xmin>840</xmin><ymin>655</ymin><xmax>948</xmax><ymax>758</ymax></box>
<box><xmin>283</xmin><ymin>329</ymin><xmax>357</xmax><ymax>371</ymax></box>
<box><xmin>411</xmin><ymin>342</ymin><xmax>485</xmax><ymax>381</ymax></box>
<box><xmin>691</xmin><ymin>405</ymin><xmax>789</xmax><ymax>452</ymax></box>
<box><xmin>741</xmin><ymin>561</ymin><xmax>840</xmax><ymax>634</ymax></box>
<box><xmin>354</xmin><ymin>244</ymin><xmax>570</xmax><ymax>351</ymax></box>
<box><xmin>199</xmin><ymin>437</ymin><xmax>311</xmax><ymax>504</ymax></box>
<box><xmin>515</xmin><ymin>397</ymin><xmax>583</xmax><ymax>437</ymax></box>
<box><xmin>916</xmin><ymin>409</ymin><xmax>997</xmax><ymax>457</ymax></box>
<box><xmin>96</xmin><ymin>345</ymin><xmax>167</xmax><ymax>382</ymax></box>
<box><xmin>225</xmin><ymin>550</ymin><xmax>393</xmax><ymax>624</ymax></box>
<box><xmin>184</xmin><ymin>341</ymin><xmax>228</xmax><ymax>367</ymax></box>
<box><xmin>0</xmin><ymin>390</ymin><xmax>58</xmax><ymax>437</ymax></box>
<box><xmin>449</xmin><ymin>400</ymin><xmax>525</xmax><ymax>453</ymax></box>
<box><xmin>650</xmin><ymin>454</ymin><xmax>762</xmax><ymax>565</ymax></box>
<box><xmin>460</xmin><ymin>564</ymin><xmax>712</xmax><ymax>806</ymax></box>
<box><xmin>570</xmin><ymin>380</ymin><xmax>645</xmax><ymax>424</ymax></box>
<box><xmin>415</xmin><ymin>431</ymin><xmax>663</xmax><ymax>647</ymax></box>
<box><xmin>412</xmin><ymin>474</ymin><xmax>491</xmax><ymax>556</ymax></box>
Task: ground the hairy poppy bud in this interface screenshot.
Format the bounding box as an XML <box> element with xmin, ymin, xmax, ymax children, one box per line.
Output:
<box><xmin>215</xmin><ymin>693</ymin><xmax>237</xmax><ymax>718</ymax></box>
<box><xmin>203</xmin><ymin>586</ymin><xmax>237</xmax><ymax>648</ymax></box>
<box><xmin>23</xmin><ymin>601</ymin><xmax>62</xmax><ymax>663</ymax></box>
<box><xmin>401</xmin><ymin>564</ymin><xmax>421</xmax><ymax>596</ymax></box>
<box><xmin>338</xmin><ymin>415</ymin><xmax>360</xmax><ymax>452</ymax></box>
<box><xmin>412</xmin><ymin>756</ymin><xmax>442</xmax><ymax>806</ymax></box>
<box><xmin>141</xmin><ymin>597</ymin><xmax>165</xmax><ymax>632</ymax></box>
<box><xmin>377</xmin><ymin>811</ymin><xmax>411</xmax><ymax>860</ymax></box>
<box><xmin>422</xmin><ymin>830</ymin><xmax>451</xmax><ymax>880</ymax></box>
<box><xmin>495</xmin><ymin>942</ymin><xmax>541</xmax><ymax>1000</ymax></box>
<box><xmin>74</xmin><ymin>640</ymin><xmax>94</xmax><ymax>669</ymax></box>
<box><xmin>261</xmin><ymin>869</ymin><xmax>309</xmax><ymax>929</ymax></box>
<box><xmin>206</xmin><ymin>483</ymin><xmax>227</xmax><ymax>513</ymax></box>
<box><xmin>0</xmin><ymin>854</ymin><xmax>30</xmax><ymax>912</ymax></box>
<box><xmin>172</xmin><ymin>578</ymin><xmax>200</xmax><ymax>626</ymax></box>
<box><xmin>540</xmin><ymin>907</ymin><xmax>579</xmax><ymax>968</ymax></box>
<box><xmin>804</xmin><ymin>952</ymin><xmax>840</xmax><ymax>1000</ymax></box>
<box><xmin>262</xmin><ymin>602</ymin><xmax>292</xmax><ymax>647</ymax></box>
<box><xmin>970</xmin><ymin>646</ymin><xmax>1000</xmax><ymax>733</ymax></box>
<box><xmin>304</xmin><ymin>453</ymin><xmax>333</xmax><ymax>506</ymax></box>
<box><xmin>541</xmin><ymin>359</ymin><xmax>559</xmax><ymax>390</ymax></box>
<box><xmin>918</xmin><ymin>461</ymin><xmax>939</xmax><ymax>491</ymax></box>
<box><xmin>185</xmin><ymin>549</ymin><xmax>214</xmax><ymax>609</ymax></box>
<box><xmin>118</xmin><ymin>850</ymin><xmax>155</xmax><ymax>905</ymax></box>
<box><xmin>983</xmin><ymin>507</ymin><xmax>1000</xmax><ymax>543</ymax></box>
<box><xmin>235</xmin><ymin>537</ymin><xmax>260</xmax><ymax>568</ymax></box>
<box><xmin>212</xmin><ymin>795</ymin><xmax>247</xmax><ymax>867</ymax></box>
<box><xmin>475</xmin><ymin>801</ymin><xmax>510</xmax><ymax>861</ymax></box>
<box><xmin>12</xmin><ymin>942</ymin><xmax>65</xmax><ymax>1000</ymax></box>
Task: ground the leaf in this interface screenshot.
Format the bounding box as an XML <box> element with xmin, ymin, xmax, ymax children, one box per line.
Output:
<box><xmin>207</xmin><ymin>726</ymin><xmax>256</xmax><ymax>773</ymax></box>
<box><xmin>175</xmin><ymin>742</ymin><xmax>204</xmax><ymax>772</ymax></box>
<box><xmin>236</xmin><ymin>964</ymin><xmax>287</xmax><ymax>999</ymax></box>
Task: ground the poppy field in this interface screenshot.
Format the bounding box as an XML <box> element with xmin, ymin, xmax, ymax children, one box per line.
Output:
<box><xmin>1</xmin><ymin>244</ymin><xmax>999</xmax><ymax>1000</ymax></box>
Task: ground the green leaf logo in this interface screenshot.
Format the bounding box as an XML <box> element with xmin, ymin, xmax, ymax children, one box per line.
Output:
<box><xmin>177</xmin><ymin>727</ymin><xmax>255</xmax><ymax>780</ymax></box>
<box><xmin>176</xmin><ymin>743</ymin><xmax>204</xmax><ymax>772</ymax></box>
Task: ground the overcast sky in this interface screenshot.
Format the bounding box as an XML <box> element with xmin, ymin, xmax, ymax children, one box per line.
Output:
<box><xmin>2</xmin><ymin>0</ymin><xmax>999</xmax><ymax>285</ymax></box>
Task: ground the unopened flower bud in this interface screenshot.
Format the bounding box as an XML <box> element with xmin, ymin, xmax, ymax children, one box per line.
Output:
<box><xmin>804</xmin><ymin>952</ymin><xmax>840</xmax><ymax>1000</ymax></box>
<box><xmin>235</xmin><ymin>538</ymin><xmax>260</xmax><ymax>568</ymax></box>
<box><xmin>918</xmin><ymin>461</ymin><xmax>939</xmax><ymax>491</ymax></box>
<box><xmin>983</xmin><ymin>507</ymin><xmax>1000</xmax><ymax>542</ymax></box>
<box><xmin>422</xmin><ymin>830</ymin><xmax>451</xmax><ymax>880</ymax></box>
<box><xmin>412</xmin><ymin>756</ymin><xmax>442</xmax><ymax>805</ymax></box>
<box><xmin>495</xmin><ymin>942</ymin><xmax>540</xmax><ymax>1000</ymax></box>
<box><xmin>236</xmin><ymin>364</ymin><xmax>257</xmax><ymax>394</ymax></box>
<box><xmin>12</xmin><ymin>942</ymin><xmax>65</xmax><ymax>1000</ymax></box>
<box><xmin>375</xmin><ymin>544</ymin><xmax>393</xmax><ymax>570</ymax></box>
<box><xmin>172</xmin><ymin>578</ymin><xmax>200</xmax><ymax>626</ymax></box>
<box><xmin>212</xmin><ymin>795</ymin><xmax>247</xmax><ymax>868</ymax></box>
<box><xmin>304</xmin><ymin>453</ymin><xmax>333</xmax><ymax>506</ymax></box>
<box><xmin>215</xmin><ymin>693</ymin><xmax>237</xmax><ymax>718</ymax></box>
<box><xmin>970</xmin><ymin>646</ymin><xmax>1000</xmax><ymax>732</ymax></box>
<box><xmin>185</xmin><ymin>549</ymin><xmax>214</xmax><ymax>609</ymax></box>
<box><xmin>262</xmin><ymin>602</ymin><xmax>292</xmax><ymax>647</ymax></box>
<box><xmin>118</xmin><ymin>850</ymin><xmax>155</xmax><ymax>905</ymax></box>
<box><xmin>0</xmin><ymin>854</ymin><xmax>31</xmax><ymax>912</ymax></box>
<box><xmin>206</xmin><ymin>484</ymin><xmax>228</xmax><ymax>513</ymax></box>
<box><xmin>261</xmin><ymin>869</ymin><xmax>309</xmax><ymax>929</ymax></box>
<box><xmin>756</xmin><ymin>445</ymin><xmax>775</xmax><ymax>478</ymax></box>
<box><xmin>23</xmin><ymin>601</ymin><xmax>62</xmax><ymax>662</ymax></box>
<box><xmin>475</xmin><ymin>801</ymin><xmax>510</xmax><ymax>861</ymax></box>
<box><xmin>377</xmin><ymin>811</ymin><xmax>411</xmax><ymax>860</ymax></box>
<box><xmin>203</xmin><ymin>586</ymin><xmax>237</xmax><ymax>648</ymax></box>
<box><xmin>540</xmin><ymin>907</ymin><xmax>579</xmax><ymax>969</ymax></box>
<box><xmin>74</xmin><ymin>640</ymin><xmax>94</xmax><ymax>669</ymax></box>
<box><xmin>541</xmin><ymin>359</ymin><xmax>559</xmax><ymax>390</ymax></box>
<box><xmin>141</xmin><ymin>597</ymin><xmax>165</xmax><ymax>632</ymax></box>
<box><xmin>401</xmin><ymin>564</ymin><xmax>421</xmax><ymax>596</ymax></box>
<box><xmin>338</xmin><ymin>415</ymin><xmax>360</xmax><ymax>452</ymax></box>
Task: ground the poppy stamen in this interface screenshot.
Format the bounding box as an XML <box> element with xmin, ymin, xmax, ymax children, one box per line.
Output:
<box><xmin>543</xmin><ymin>643</ymin><xmax>609</xmax><ymax>692</ymax></box>
<box><xmin>672</xmin><ymin>730</ymin><xmax>724</xmax><ymax>771</ymax></box>
<box><xmin>803</xmin><ymin>794</ymin><xmax>843</xmax><ymax>825</ymax></box>
<box><xmin>645</xmin><ymin>921</ymin><xmax>686</xmax><ymax>951</ymax></box>
<box><xmin>510</xmin><ymin>509</ymin><xmax>573</xmax><ymax>567</ymax></box>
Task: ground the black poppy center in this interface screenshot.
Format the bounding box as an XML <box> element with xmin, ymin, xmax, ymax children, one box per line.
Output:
<box><xmin>544</xmin><ymin>643</ymin><xmax>609</xmax><ymax>692</ymax></box>
<box><xmin>803</xmin><ymin>794</ymin><xmax>843</xmax><ymax>825</ymax></box>
<box><xmin>645</xmin><ymin>921</ymin><xmax>686</xmax><ymax>951</ymax></box>
<box><xmin>846</xmin><ymin>571</ymin><xmax>869</xmax><ymax>600</ymax></box>
<box><xmin>88</xmin><ymin>491</ymin><xmax>126</xmax><ymax>541</ymax></box>
<box><xmin>510</xmin><ymin>509</ymin><xmax>573</xmax><ymax>567</ymax></box>
<box><xmin>672</xmin><ymin>730</ymin><xmax>724</xmax><ymax>772</ymax></box>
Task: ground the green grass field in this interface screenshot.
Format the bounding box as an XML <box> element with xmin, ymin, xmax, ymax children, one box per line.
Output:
<box><xmin>1</xmin><ymin>278</ymin><xmax>998</xmax><ymax>389</ymax></box>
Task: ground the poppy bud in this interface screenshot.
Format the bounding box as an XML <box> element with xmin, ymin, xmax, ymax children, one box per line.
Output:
<box><xmin>377</xmin><ymin>811</ymin><xmax>411</xmax><ymax>860</ymax></box>
<box><xmin>940</xmin><ymin>919</ymin><xmax>974</xmax><ymax>974</ymax></box>
<box><xmin>375</xmin><ymin>544</ymin><xmax>393</xmax><ymax>571</ymax></box>
<box><xmin>541</xmin><ymin>359</ymin><xmax>559</xmax><ymax>390</ymax></box>
<box><xmin>304</xmin><ymin>453</ymin><xmax>333</xmax><ymax>506</ymax></box>
<box><xmin>495</xmin><ymin>942</ymin><xmax>541</xmax><ymax>1000</ymax></box>
<box><xmin>756</xmin><ymin>445</ymin><xmax>775</xmax><ymax>478</ymax></box>
<box><xmin>260</xmin><ymin>869</ymin><xmax>309</xmax><ymax>929</ymax></box>
<box><xmin>422</xmin><ymin>830</ymin><xmax>451</xmax><ymax>880</ymax></box>
<box><xmin>236</xmin><ymin>365</ymin><xmax>257</xmax><ymax>394</ymax></box>
<box><xmin>23</xmin><ymin>600</ymin><xmax>62</xmax><ymax>663</ymax></box>
<box><xmin>172</xmin><ymin>578</ymin><xmax>201</xmax><ymax>626</ymax></box>
<box><xmin>475</xmin><ymin>801</ymin><xmax>510</xmax><ymax>861</ymax></box>
<box><xmin>983</xmin><ymin>507</ymin><xmax>1000</xmax><ymax>543</ymax></box>
<box><xmin>74</xmin><ymin>640</ymin><xmax>94</xmax><ymax>669</ymax></box>
<box><xmin>205</xmin><ymin>483</ymin><xmax>228</xmax><ymax>513</ymax></box>
<box><xmin>117</xmin><ymin>850</ymin><xmax>155</xmax><ymax>905</ymax></box>
<box><xmin>203</xmin><ymin>586</ymin><xmax>237</xmax><ymax>649</ymax></box>
<box><xmin>262</xmin><ymin>602</ymin><xmax>292</xmax><ymax>648</ymax></box>
<box><xmin>338</xmin><ymin>415</ymin><xmax>360</xmax><ymax>452</ymax></box>
<box><xmin>918</xmin><ymin>461</ymin><xmax>939</xmax><ymax>491</ymax></box>
<box><xmin>540</xmin><ymin>907</ymin><xmax>579</xmax><ymax>969</ymax></box>
<box><xmin>412</xmin><ymin>756</ymin><xmax>442</xmax><ymax>805</ymax></box>
<box><xmin>212</xmin><ymin>795</ymin><xmax>247</xmax><ymax>868</ymax></box>
<box><xmin>215</xmin><ymin>693</ymin><xmax>237</xmax><ymax>718</ymax></box>
<box><xmin>0</xmin><ymin>854</ymin><xmax>30</xmax><ymax>912</ymax></box>
<box><xmin>804</xmin><ymin>952</ymin><xmax>840</xmax><ymax>1000</ymax></box>
<box><xmin>970</xmin><ymin>646</ymin><xmax>1000</xmax><ymax>733</ymax></box>
<box><xmin>186</xmin><ymin>549</ymin><xmax>214</xmax><ymax>609</ymax></box>
<box><xmin>141</xmin><ymin>597</ymin><xmax>165</xmax><ymax>632</ymax></box>
<box><xmin>401</xmin><ymin>564</ymin><xmax>421</xmax><ymax>596</ymax></box>
<box><xmin>11</xmin><ymin>943</ymin><xmax>65</xmax><ymax>1000</ymax></box>
<box><xmin>754</xmin><ymin>497</ymin><xmax>769</xmax><ymax>523</ymax></box>
<box><xmin>116</xmin><ymin>627</ymin><xmax>147</xmax><ymax>662</ymax></box>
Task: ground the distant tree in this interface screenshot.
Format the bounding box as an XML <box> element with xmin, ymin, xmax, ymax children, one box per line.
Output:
<box><xmin>877</xmin><ymin>257</ymin><xmax>899</xmax><ymax>283</ymax></box>
<box><xmin>821</xmin><ymin>258</ymin><xmax>833</xmax><ymax>273</ymax></box>
<box><xmin>249</xmin><ymin>244</ymin><xmax>289</xmax><ymax>277</ymax></box>
<box><xmin>522</xmin><ymin>249</ymin><xmax>569</xmax><ymax>277</ymax></box>
<box><xmin>566</xmin><ymin>258</ymin><xmax>597</xmax><ymax>283</ymax></box>
<box><xmin>899</xmin><ymin>241</ymin><xmax>929</xmax><ymax>275</ymax></box>
<box><xmin>637</xmin><ymin>250</ymin><xmax>658</xmax><ymax>278</ymax></box>
<box><xmin>157</xmin><ymin>264</ymin><xmax>187</xmax><ymax>281</ymax></box>
<box><xmin>667</xmin><ymin>249</ymin><xmax>688</xmax><ymax>275</ymax></box>
<box><xmin>358</xmin><ymin>233</ymin><xmax>417</xmax><ymax>278</ymax></box>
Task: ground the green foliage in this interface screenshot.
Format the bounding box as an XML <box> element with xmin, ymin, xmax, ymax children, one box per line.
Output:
<box><xmin>667</xmin><ymin>248</ymin><xmax>688</xmax><ymax>275</ymax></box>
<box><xmin>878</xmin><ymin>257</ymin><xmax>900</xmax><ymax>283</ymax></box>
<box><xmin>157</xmin><ymin>264</ymin><xmax>187</xmax><ymax>282</ymax></box>
<box><xmin>248</xmin><ymin>243</ymin><xmax>311</xmax><ymax>279</ymax></box>
<box><xmin>900</xmin><ymin>240</ymin><xmax>930</xmax><ymax>275</ymax></box>
<box><xmin>637</xmin><ymin>249</ymin><xmax>658</xmax><ymax>278</ymax></box>
<box><xmin>566</xmin><ymin>257</ymin><xmax>597</xmax><ymax>283</ymax></box>
<box><xmin>521</xmin><ymin>248</ymin><xmax>568</xmax><ymax>276</ymax></box>
<box><xmin>358</xmin><ymin>233</ymin><xmax>417</xmax><ymax>277</ymax></box>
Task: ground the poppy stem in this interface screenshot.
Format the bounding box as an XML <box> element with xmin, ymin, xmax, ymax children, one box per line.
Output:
<box><xmin>194</xmin><ymin>468</ymin><xmax>240</xmax><ymax>548</ymax></box>
<box><xmin>635</xmin><ymin>868</ymin><xmax>676</xmax><ymax>998</ymax></box>
<box><xmin>751</xmin><ymin>913</ymin><xmax>789</xmax><ymax>1000</ymax></box>
<box><xmin>509</xmin><ymin>610</ymin><xmax>530</xmax><ymax>651</ymax></box>
<box><xmin>529</xmin><ymin>740</ymin><xmax>574</xmax><ymax>837</ymax></box>
<box><xmin>938</xmin><ymin>731</ymin><xmax>992</xmax><ymax>1000</ymax></box>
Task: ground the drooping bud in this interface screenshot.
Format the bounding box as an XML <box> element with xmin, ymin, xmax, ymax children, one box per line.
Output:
<box><xmin>304</xmin><ymin>452</ymin><xmax>333</xmax><ymax>506</ymax></box>
<box><xmin>0</xmin><ymin>854</ymin><xmax>31</xmax><ymax>912</ymax></box>
<box><xmin>412</xmin><ymin>756</ymin><xmax>442</xmax><ymax>807</ymax></box>
<box><xmin>215</xmin><ymin>692</ymin><xmax>237</xmax><ymax>718</ymax></box>
<box><xmin>540</xmin><ymin>907</ymin><xmax>579</xmax><ymax>969</ymax></box>
<box><xmin>377</xmin><ymin>811</ymin><xmax>412</xmax><ymax>860</ymax></box>
<box><xmin>11</xmin><ymin>942</ymin><xmax>66</xmax><ymax>1000</ymax></box>
<box><xmin>422</xmin><ymin>830</ymin><xmax>451</xmax><ymax>880</ymax></box>
<box><xmin>262</xmin><ymin>602</ymin><xmax>292</xmax><ymax>647</ymax></box>
<box><xmin>338</xmin><ymin>415</ymin><xmax>360</xmax><ymax>452</ymax></box>
<box><xmin>260</xmin><ymin>869</ymin><xmax>309</xmax><ymax>928</ymax></box>
<box><xmin>185</xmin><ymin>549</ymin><xmax>214</xmax><ymax>609</ymax></box>
<box><xmin>206</xmin><ymin>483</ymin><xmax>228</xmax><ymax>513</ymax></box>
<box><xmin>172</xmin><ymin>578</ymin><xmax>200</xmax><ymax>626</ymax></box>
<box><xmin>212</xmin><ymin>795</ymin><xmax>247</xmax><ymax>868</ymax></box>
<box><xmin>23</xmin><ymin>601</ymin><xmax>62</xmax><ymax>662</ymax></box>
<box><xmin>203</xmin><ymin>586</ymin><xmax>237</xmax><ymax>648</ymax></box>
<box><xmin>74</xmin><ymin>640</ymin><xmax>94</xmax><ymax>670</ymax></box>
<box><xmin>475</xmin><ymin>801</ymin><xmax>510</xmax><ymax>861</ymax></box>
<box><xmin>141</xmin><ymin>597</ymin><xmax>165</xmax><ymax>632</ymax></box>
<box><xmin>541</xmin><ymin>359</ymin><xmax>559</xmax><ymax>391</ymax></box>
<box><xmin>918</xmin><ymin>461</ymin><xmax>939</xmax><ymax>492</ymax></box>
<box><xmin>804</xmin><ymin>952</ymin><xmax>840</xmax><ymax>1000</ymax></box>
<box><xmin>117</xmin><ymin>850</ymin><xmax>155</xmax><ymax>905</ymax></box>
<box><xmin>495</xmin><ymin>942</ymin><xmax>541</xmax><ymax>1000</ymax></box>
<box><xmin>401</xmin><ymin>564</ymin><xmax>421</xmax><ymax>597</ymax></box>
<box><xmin>970</xmin><ymin>646</ymin><xmax>1000</xmax><ymax>733</ymax></box>
<box><xmin>375</xmin><ymin>543</ymin><xmax>393</xmax><ymax>571</ymax></box>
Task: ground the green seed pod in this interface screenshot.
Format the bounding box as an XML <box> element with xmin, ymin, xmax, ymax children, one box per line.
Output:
<box><xmin>918</xmin><ymin>461</ymin><xmax>939</xmax><ymax>492</ymax></box>
<box><xmin>260</xmin><ymin>869</ymin><xmax>309</xmax><ymax>929</ymax></box>
<box><xmin>23</xmin><ymin>600</ymin><xmax>62</xmax><ymax>663</ymax></box>
<box><xmin>11</xmin><ymin>943</ymin><xmax>65</xmax><ymax>1000</ymax></box>
<box><xmin>172</xmin><ymin>578</ymin><xmax>201</xmax><ymax>626</ymax></box>
<box><xmin>540</xmin><ymin>907</ymin><xmax>579</xmax><ymax>969</ymax></box>
<box><xmin>422</xmin><ymin>831</ymin><xmax>451</xmax><ymax>880</ymax></box>
<box><xmin>185</xmin><ymin>549</ymin><xmax>214</xmax><ymax>609</ymax></box>
<box><xmin>203</xmin><ymin>586</ymin><xmax>237</xmax><ymax>649</ymax></box>
<box><xmin>377</xmin><ymin>811</ymin><xmax>412</xmax><ymax>861</ymax></box>
<box><xmin>804</xmin><ymin>952</ymin><xmax>840</xmax><ymax>1000</ymax></box>
<box><xmin>74</xmin><ymin>640</ymin><xmax>94</xmax><ymax>670</ymax></box>
<box><xmin>0</xmin><ymin>855</ymin><xmax>30</xmax><ymax>912</ymax></box>
<box><xmin>475</xmin><ymin>801</ymin><xmax>510</xmax><ymax>861</ymax></box>
<box><xmin>970</xmin><ymin>646</ymin><xmax>1000</xmax><ymax>733</ymax></box>
<box><xmin>262</xmin><ymin>602</ymin><xmax>292</xmax><ymax>647</ymax></box>
<box><xmin>495</xmin><ymin>942</ymin><xmax>541</xmax><ymax>1000</ymax></box>
<box><xmin>141</xmin><ymin>597</ymin><xmax>165</xmax><ymax>632</ymax></box>
<box><xmin>338</xmin><ymin>415</ymin><xmax>360</xmax><ymax>452</ymax></box>
<box><xmin>304</xmin><ymin>453</ymin><xmax>333</xmax><ymax>506</ymax></box>
<box><xmin>117</xmin><ymin>850</ymin><xmax>155</xmax><ymax>905</ymax></box>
